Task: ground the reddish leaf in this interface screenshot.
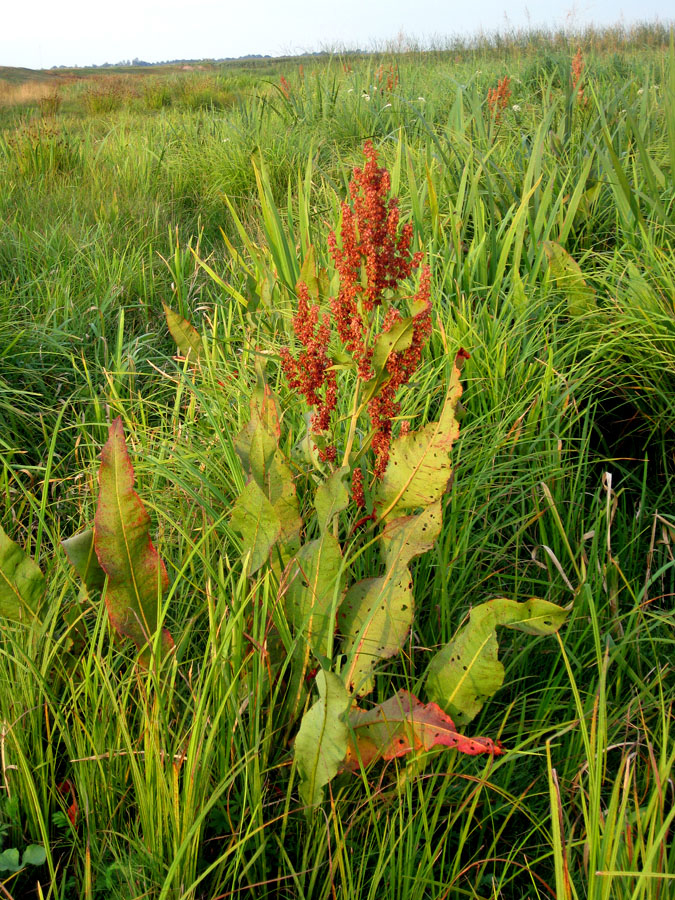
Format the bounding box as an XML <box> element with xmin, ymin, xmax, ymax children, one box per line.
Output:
<box><xmin>94</xmin><ymin>418</ymin><xmax>172</xmax><ymax>660</ymax></box>
<box><xmin>345</xmin><ymin>690</ymin><xmax>502</xmax><ymax>770</ymax></box>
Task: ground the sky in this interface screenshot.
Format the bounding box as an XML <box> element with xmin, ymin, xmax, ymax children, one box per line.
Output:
<box><xmin>2</xmin><ymin>0</ymin><xmax>673</xmax><ymax>70</ymax></box>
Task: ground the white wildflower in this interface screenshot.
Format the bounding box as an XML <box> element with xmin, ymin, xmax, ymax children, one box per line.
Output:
<box><xmin>347</xmin><ymin>88</ymin><xmax>353</xmax><ymax>93</ymax></box>
<box><xmin>417</xmin><ymin>96</ymin><xmax>426</xmax><ymax>102</ymax></box>
<box><xmin>363</xmin><ymin>93</ymin><xmax>370</xmax><ymax>101</ymax></box>
<box><xmin>637</xmin><ymin>88</ymin><xmax>644</xmax><ymax>95</ymax></box>
<box><xmin>383</xmin><ymin>103</ymin><xmax>392</xmax><ymax>109</ymax></box>
<box><xmin>512</xmin><ymin>104</ymin><xmax>521</xmax><ymax>111</ymax></box>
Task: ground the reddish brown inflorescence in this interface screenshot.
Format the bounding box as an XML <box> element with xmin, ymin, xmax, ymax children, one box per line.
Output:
<box><xmin>487</xmin><ymin>75</ymin><xmax>511</xmax><ymax>120</ymax></box>
<box><xmin>282</xmin><ymin>141</ymin><xmax>431</xmax><ymax>479</ymax></box>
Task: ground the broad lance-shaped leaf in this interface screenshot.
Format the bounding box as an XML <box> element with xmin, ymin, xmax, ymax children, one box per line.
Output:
<box><xmin>230</xmin><ymin>479</ymin><xmax>281</xmax><ymax>574</ymax></box>
<box><xmin>234</xmin><ymin>374</ymin><xmax>281</xmax><ymax>484</ymax></box>
<box><xmin>339</xmin><ymin>502</ymin><xmax>443</xmax><ymax>696</ymax></box>
<box><xmin>163</xmin><ymin>302</ymin><xmax>202</xmax><ymax>361</ymax></box>
<box><xmin>426</xmin><ymin>597</ymin><xmax>568</xmax><ymax>725</ymax></box>
<box><xmin>0</xmin><ymin>524</ymin><xmax>44</xmax><ymax>623</ymax></box>
<box><xmin>314</xmin><ymin>466</ymin><xmax>350</xmax><ymax>534</ymax></box>
<box><xmin>543</xmin><ymin>241</ymin><xmax>596</xmax><ymax>316</ymax></box>
<box><xmin>94</xmin><ymin>418</ymin><xmax>173</xmax><ymax>657</ymax></box>
<box><xmin>61</xmin><ymin>528</ymin><xmax>106</xmax><ymax>594</ymax></box>
<box><xmin>294</xmin><ymin>669</ymin><xmax>351</xmax><ymax>808</ymax></box>
<box><xmin>286</xmin><ymin>533</ymin><xmax>344</xmax><ymax>658</ymax></box>
<box><xmin>344</xmin><ymin>690</ymin><xmax>503</xmax><ymax>769</ymax></box>
<box><xmin>375</xmin><ymin>362</ymin><xmax>463</xmax><ymax>521</ymax></box>
<box><xmin>266</xmin><ymin>452</ymin><xmax>302</xmax><ymax>562</ymax></box>
<box><xmin>339</xmin><ymin>568</ymin><xmax>413</xmax><ymax>696</ymax></box>
<box><xmin>379</xmin><ymin>500</ymin><xmax>443</xmax><ymax>572</ymax></box>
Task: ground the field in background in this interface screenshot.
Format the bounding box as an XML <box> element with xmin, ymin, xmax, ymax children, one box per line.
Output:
<box><xmin>0</xmin><ymin>23</ymin><xmax>674</xmax><ymax>899</ymax></box>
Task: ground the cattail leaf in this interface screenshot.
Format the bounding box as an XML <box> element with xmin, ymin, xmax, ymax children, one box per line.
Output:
<box><xmin>380</xmin><ymin>500</ymin><xmax>443</xmax><ymax>572</ymax></box>
<box><xmin>162</xmin><ymin>302</ymin><xmax>202</xmax><ymax>361</ymax></box>
<box><xmin>345</xmin><ymin>690</ymin><xmax>503</xmax><ymax>769</ymax></box>
<box><xmin>286</xmin><ymin>533</ymin><xmax>344</xmax><ymax>658</ymax></box>
<box><xmin>0</xmin><ymin>524</ymin><xmax>44</xmax><ymax>623</ymax></box>
<box><xmin>294</xmin><ymin>669</ymin><xmax>351</xmax><ymax>808</ymax></box>
<box><xmin>230</xmin><ymin>479</ymin><xmax>282</xmax><ymax>574</ymax></box>
<box><xmin>61</xmin><ymin>528</ymin><xmax>106</xmax><ymax>593</ymax></box>
<box><xmin>375</xmin><ymin>363</ymin><xmax>463</xmax><ymax>521</ymax></box>
<box><xmin>339</xmin><ymin>568</ymin><xmax>414</xmax><ymax>696</ymax></box>
<box><xmin>426</xmin><ymin>597</ymin><xmax>569</xmax><ymax>725</ymax></box>
<box><xmin>94</xmin><ymin>418</ymin><xmax>173</xmax><ymax>659</ymax></box>
<box><xmin>543</xmin><ymin>241</ymin><xmax>596</xmax><ymax>316</ymax></box>
<box><xmin>314</xmin><ymin>466</ymin><xmax>351</xmax><ymax>534</ymax></box>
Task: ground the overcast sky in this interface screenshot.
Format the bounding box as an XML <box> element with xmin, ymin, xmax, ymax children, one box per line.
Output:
<box><xmin>3</xmin><ymin>0</ymin><xmax>673</xmax><ymax>70</ymax></box>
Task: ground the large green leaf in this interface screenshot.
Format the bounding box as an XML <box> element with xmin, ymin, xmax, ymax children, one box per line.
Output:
<box><xmin>266</xmin><ymin>452</ymin><xmax>302</xmax><ymax>562</ymax></box>
<box><xmin>314</xmin><ymin>466</ymin><xmax>351</xmax><ymax>534</ymax></box>
<box><xmin>162</xmin><ymin>302</ymin><xmax>202</xmax><ymax>361</ymax></box>
<box><xmin>345</xmin><ymin>690</ymin><xmax>503</xmax><ymax>769</ymax></box>
<box><xmin>375</xmin><ymin>363</ymin><xmax>463</xmax><ymax>521</ymax></box>
<box><xmin>543</xmin><ymin>241</ymin><xmax>596</xmax><ymax>316</ymax></box>
<box><xmin>230</xmin><ymin>479</ymin><xmax>282</xmax><ymax>574</ymax></box>
<box><xmin>294</xmin><ymin>669</ymin><xmax>351</xmax><ymax>808</ymax></box>
<box><xmin>61</xmin><ymin>528</ymin><xmax>106</xmax><ymax>594</ymax></box>
<box><xmin>0</xmin><ymin>523</ymin><xmax>44</xmax><ymax>623</ymax></box>
<box><xmin>286</xmin><ymin>533</ymin><xmax>344</xmax><ymax>657</ymax></box>
<box><xmin>426</xmin><ymin>597</ymin><xmax>568</xmax><ymax>724</ymax></box>
<box><xmin>339</xmin><ymin>568</ymin><xmax>414</xmax><ymax>696</ymax></box>
<box><xmin>94</xmin><ymin>418</ymin><xmax>172</xmax><ymax>658</ymax></box>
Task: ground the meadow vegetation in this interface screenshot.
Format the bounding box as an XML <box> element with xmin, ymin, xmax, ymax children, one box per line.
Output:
<box><xmin>0</xmin><ymin>23</ymin><xmax>674</xmax><ymax>899</ymax></box>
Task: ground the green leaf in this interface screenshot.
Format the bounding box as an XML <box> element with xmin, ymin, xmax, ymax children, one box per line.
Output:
<box><xmin>266</xmin><ymin>453</ymin><xmax>302</xmax><ymax>561</ymax></box>
<box><xmin>22</xmin><ymin>844</ymin><xmax>47</xmax><ymax>867</ymax></box>
<box><xmin>426</xmin><ymin>597</ymin><xmax>568</xmax><ymax>724</ymax></box>
<box><xmin>61</xmin><ymin>528</ymin><xmax>106</xmax><ymax>593</ymax></box>
<box><xmin>339</xmin><ymin>568</ymin><xmax>414</xmax><ymax>696</ymax></box>
<box><xmin>94</xmin><ymin>418</ymin><xmax>173</xmax><ymax>659</ymax></box>
<box><xmin>379</xmin><ymin>500</ymin><xmax>443</xmax><ymax>572</ymax></box>
<box><xmin>294</xmin><ymin>669</ymin><xmax>351</xmax><ymax>808</ymax></box>
<box><xmin>298</xmin><ymin>244</ymin><xmax>321</xmax><ymax>302</ymax></box>
<box><xmin>375</xmin><ymin>363</ymin><xmax>463</xmax><ymax>521</ymax></box>
<box><xmin>0</xmin><ymin>847</ymin><xmax>20</xmax><ymax>872</ymax></box>
<box><xmin>230</xmin><ymin>479</ymin><xmax>282</xmax><ymax>574</ymax></box>
<box><xmin>314</xmin><ymin>466</ymin><xmax>351</xmax><ymax>534</ymax></box>
<box><xmin>286</xmin><ymin>533</ymin><xmax>344</xmax><ymax>657</ymax></box>
<box><xmin>345</xmin><ymin>690</ymin><xmax>503</xmax><ymax>769</ymax></box>
<box><xmin>0</xmin><ymin>523</ymin><xmax>44</xmax><ymax>623</ymax></box>
<box><xmin>162</xmin><ymin>302</ymin><xmax>202</xmax><ymax>360</ymax></box>
<box><xmin>542</xmin><ymin>241</ymin><xmax>596</xmax><ymax>316</ymax></box>
<box><xmin>234</xmin><ymin>377</ymin><xmax>281</xmax><ymax>484</ymax></box>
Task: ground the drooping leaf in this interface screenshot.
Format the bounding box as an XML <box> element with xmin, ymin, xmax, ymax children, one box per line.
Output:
<box><xmin>543</xmin><ymin>241</ymin><xmax>596</xmax><ymax>316</ymax></box>
<box><xmin>426</xmin><ymin>597</ymin><xmax>569</xmax><ymax>724</ymax></box>
<box><xmin>162</xmin><ymin>302</ymin><xmax>202</xmax><ymax>361</ymax></box>
<box><xmin>375</xmin><ymin>363</ymin><xmax>463</xmax><ymax>521</ymax></box>
<box><xmin>230</xmin><ymin>478</ymin><xmax>282</xmax><ymax>574</ymax></box>
<box><xmin>94</xmin><ymin>418</ymin><xmax>172</xmax><ymax>658</ymax></box>
<box><xmin>339</xmin><ymin>568</ymin><xmax>414</xmax><ymax>696</ymax></box>
<box><xmin>286</xmin><ymin>533</ymin><xmax>344</xmax><ymax>658</ymax></box>
<box><xmin>294</xmin><ymin>669</ymin><xmax>351</xmax><ymax>808</ymax></box>
<box><xmin>345</xmin><ymin>690</ymin><xmax>503</xmax><ymax>769</ymax></box>
<box><xmin>0</xmin><ymin>523</ymin><xmax>44</xmax><ymax>623</ymax></box>
<box><xmin>314</xmin><ymin>466</ymin><xmax>351</xmax><ymax>534</ymax></box>
<box><xmin>379</xmin><ymin>500</ymin><xmax>443</xmax><ymax>572</ymax></box>
<box><xmin>61</xmin><ymin>528</ymin><xmax>106</xmax><ymax>594</ymax></box>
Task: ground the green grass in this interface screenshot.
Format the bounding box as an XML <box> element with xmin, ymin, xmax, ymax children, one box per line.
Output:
<box><xmin>0</xmin><ymin>25</ymin><xmax>674</xmax><ymax>899</ymax></box>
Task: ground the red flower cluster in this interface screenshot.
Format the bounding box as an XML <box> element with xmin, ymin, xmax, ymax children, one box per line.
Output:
<box><xmin>280</xmin><ymin>282</ymin><xmax>337</xmax><ymax>461</ymax></box>
<box><xmin>375</xmin><ymin>63</ymin><xmax>399</xmax><ymax>94</ymax></box>
<box><xmin>571</xmin><ymin>49</ymin><xmax>587</xmax><ymax>105</ymax></box>
<box><xmin>282</xmin><ymin>141</ymin><xmax>431</xmax><ymax>478</ymax></box>
<box><xmin>328</xmin><ymin>140</ymin><xmax>423</xmax><ymax>379</ymax></box>
<box><xmin>368</xmin><ymin>266</ymin><xmax>432</xmax><ymax>475</ymax></box>
<box><xmin>279</xmin><ymin>75</ymin><xmax>291</xmax><ymax>99</ymax></box>
<box><xmin>487</xmin><ymin>76</ymin><xmax>511</xmax><ymax>120</ymax></box>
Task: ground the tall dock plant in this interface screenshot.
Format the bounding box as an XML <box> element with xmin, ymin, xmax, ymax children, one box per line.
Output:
<box><xmin>227</xmin><ymin>142</ymin><xmax>568</xmax><ymax>808</ymax></box>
